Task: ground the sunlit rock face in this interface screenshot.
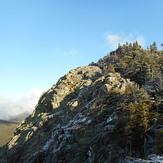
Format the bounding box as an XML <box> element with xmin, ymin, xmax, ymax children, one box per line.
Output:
<box><xmin>0</xmin><ymin>64</ymin><xmax>162</xmax><ymax>162</ymax></box>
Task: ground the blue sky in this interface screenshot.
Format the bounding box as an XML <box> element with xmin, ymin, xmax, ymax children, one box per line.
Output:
<box><xmin>0</xmin><ymin>0</ymin><xmax>163</xmax><ymax>119</ymax></box>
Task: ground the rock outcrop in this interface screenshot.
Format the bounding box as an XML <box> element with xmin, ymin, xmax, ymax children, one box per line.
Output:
<box><xmin>0</xmin><ymin>43</ymin><xmax>162</xmax><ymax>163</ymax></box>
<box><xmin>0</xmin><ymin>66</ymin><xmax>132</xmax><ymax>162</ymax></box>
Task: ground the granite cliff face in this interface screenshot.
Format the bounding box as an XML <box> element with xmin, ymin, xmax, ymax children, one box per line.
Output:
<box><xmin>0</xmin><ymin>43</ymin><xmax>162</xmax><ymax>163</ymax></box>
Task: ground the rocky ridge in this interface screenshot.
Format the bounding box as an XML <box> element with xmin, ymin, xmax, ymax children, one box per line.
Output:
<box><xmin>0</xmin><ymin>43</ymin><xmax>163</xmax><ymax>163</ymax></box>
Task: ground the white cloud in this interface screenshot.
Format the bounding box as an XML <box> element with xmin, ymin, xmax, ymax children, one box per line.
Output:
<box><xmin>63</xmin><ymin>50</ymin><xmax>79</xmax><ymax>56</ymax></box>
<box><xmin>104</xmin><ymin>32</ymin><xmax>146</xmax><ymax>50</ymax></box>
<box><xmin>0</xmin><ymin>88</ymin><xmax>46</xmax><ymax>120</ymax></box>
<box><xmin>52</xmin><ymin>49</ymin><xmax>79</xmax><ymax>57</ymax></box>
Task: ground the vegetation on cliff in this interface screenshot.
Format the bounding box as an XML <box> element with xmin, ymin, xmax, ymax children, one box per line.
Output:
<box><xmin>91</xmin><ymin>42</ymin><xmax>163</xmax><ymax>156</ymax></box>
<box><xmin>0</xmin><ymin>42</ymin><xmax>162</xmax><ymax>163</ymax></box>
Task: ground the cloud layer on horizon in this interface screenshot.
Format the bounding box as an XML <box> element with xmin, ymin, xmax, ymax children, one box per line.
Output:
<box><xmin>104</xmin><ymin>33</ymin><xmax>146</xmax><ymax>50</ymax></box>
<box><xmin>0</xmin><ymin>88</ymin><xmax>46</xmax><ymax>120</ymax></box>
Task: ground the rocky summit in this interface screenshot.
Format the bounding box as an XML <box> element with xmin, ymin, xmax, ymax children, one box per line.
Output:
<box><xmin>0</xmin><ymin>43</ymin><xmax>162</xmax><ymax>163</ymax></box>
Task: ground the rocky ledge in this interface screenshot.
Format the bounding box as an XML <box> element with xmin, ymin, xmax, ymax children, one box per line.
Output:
<box><xmin>0</xmin><ymin>65</ymin><xmax>162</xmax><ymax>163</ymax></box>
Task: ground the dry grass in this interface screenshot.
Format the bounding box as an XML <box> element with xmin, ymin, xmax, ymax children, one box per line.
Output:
<box><xmin>0</xmin><ymin>120</ymin><xmax>19</xmax><ymax>147</ymax></box>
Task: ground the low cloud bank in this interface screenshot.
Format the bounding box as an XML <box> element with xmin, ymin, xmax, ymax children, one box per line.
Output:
<box><xmin>0</xmin><ymin>88</ymin><xmax>46</xmax><ymax>120</ymax></box>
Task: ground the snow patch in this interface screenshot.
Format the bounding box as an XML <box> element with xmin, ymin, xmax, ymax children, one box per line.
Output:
<box><xmin>125</xmin><ymin>155</ymin><xmax>163</xmax><ymax>163</ymax></box>
<box><xmin>106</xmin><ymin>112</ymin><xmax>118</xmax><ymax>123</ymax></box>
<box><xmin>34</xmin><ymin>113</ymin><xmax>93</xmax><ymax>157</ymax></box>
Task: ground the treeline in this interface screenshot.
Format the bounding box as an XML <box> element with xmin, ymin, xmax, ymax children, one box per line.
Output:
<box><xmin>91</xmin><ymin>41</ymin><xmax>162</xmax><ymax>97</ymax></box>
<box><xmin>90</xmin><ymin>42</ymin><xmax>163</xmax><ymax>155</ymax></box>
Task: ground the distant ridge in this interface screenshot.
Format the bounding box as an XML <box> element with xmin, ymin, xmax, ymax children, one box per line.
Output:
<box><xmin>9</xmin><ymin>112</ymin><xmax>30</xmax><ymax>123</ymax></box>
<box><xmin>0</xmin><ymin>119</ymin><xmax>19</xmax><ymax>125</ymax></box>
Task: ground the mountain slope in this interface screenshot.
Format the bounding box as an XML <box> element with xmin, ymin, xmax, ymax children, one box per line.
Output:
<box><xmin>0</xmin><ymin>43</ymin><xmax>162</xmax><ymax>163</ymax></box>
<box><xmin>0</xmin><ymin>120</ymin><xmax>18</xmax><ymax>147</ymax></box>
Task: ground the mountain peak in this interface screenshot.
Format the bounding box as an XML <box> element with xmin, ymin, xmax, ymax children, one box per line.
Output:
<box><xmin>0</xmin><ymin>44</ymin><xmax>162</xmax><ymax>162</ymax></box>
